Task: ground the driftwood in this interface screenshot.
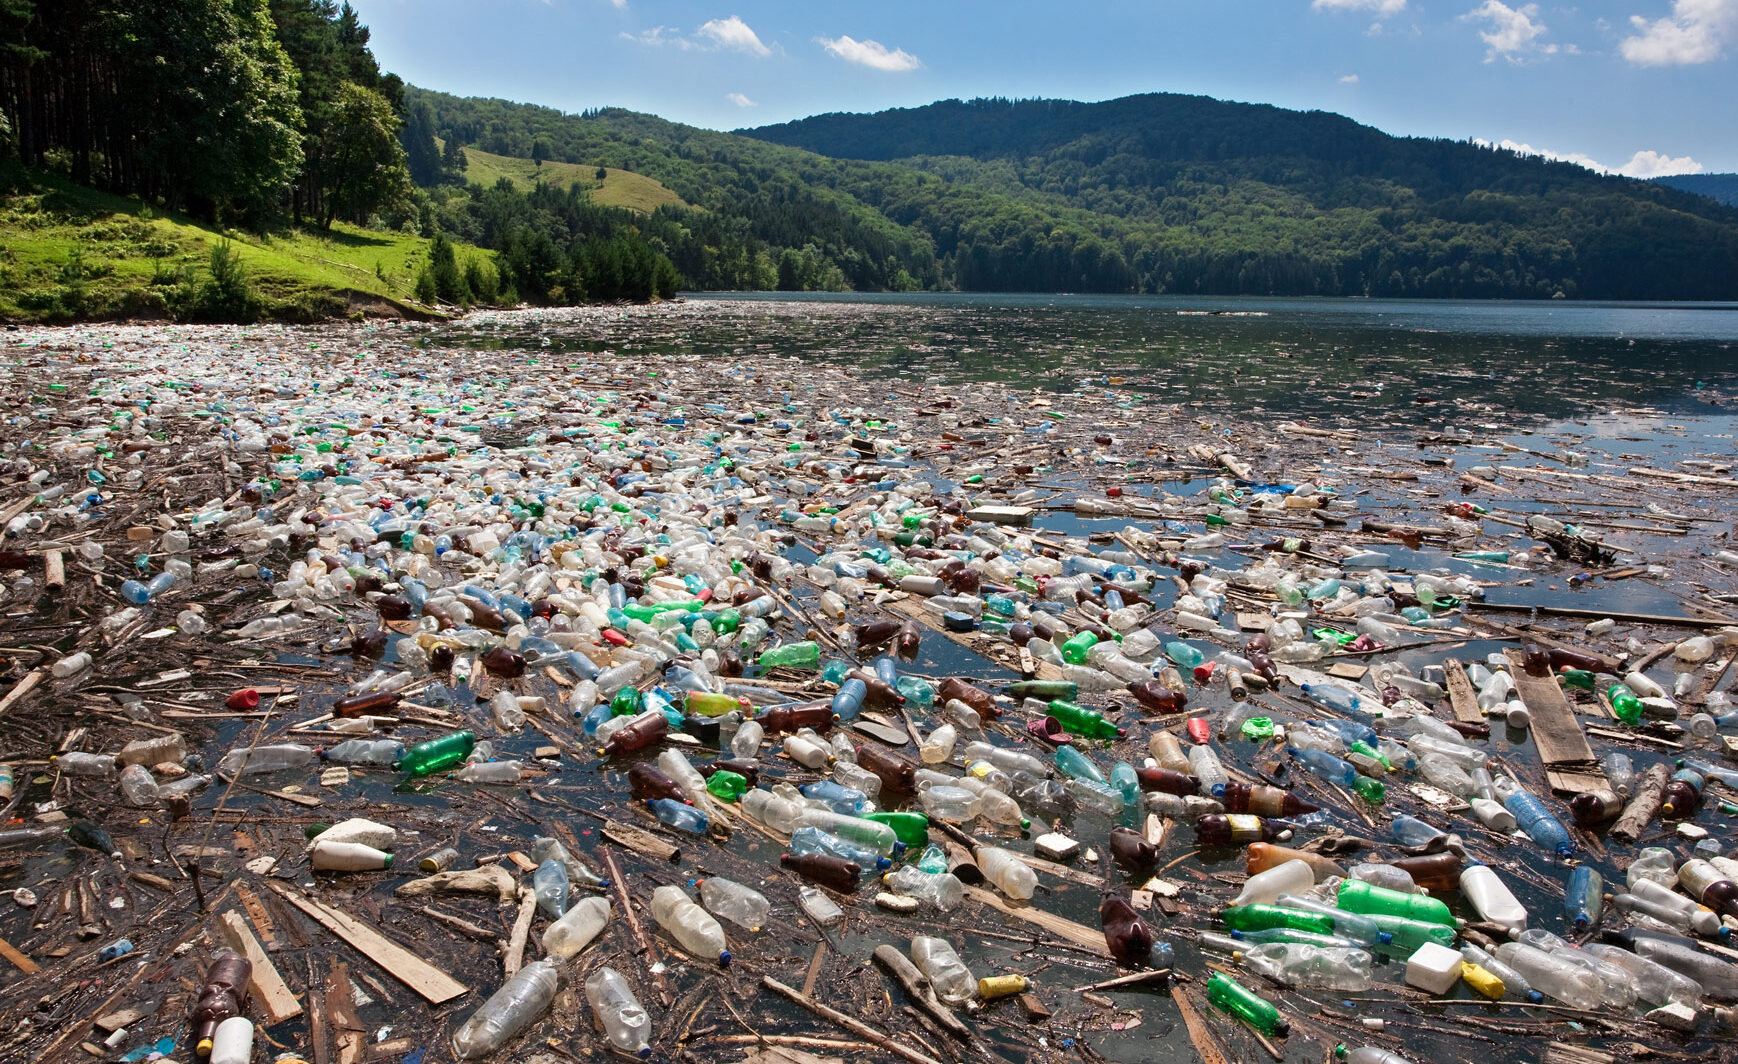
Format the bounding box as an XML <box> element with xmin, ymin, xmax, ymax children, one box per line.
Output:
<box><xmin>762</xmin><ymin>975</ymin><xmax>946</xmax><ymax>1064</ymax></box>
<box><xmin>871</xmin><ymin>944</ymin><xmax>971</xmax><ymax>1041</ymax></box>
<box><xmin>1610</xmin><ymin>763</ymin><xmax>1671</xmax><ymax>844</ymax></box>
<box><xmin>393</xmin><ymin>864</ymin><xmax>518</xmax><ymax>904</ymax></box>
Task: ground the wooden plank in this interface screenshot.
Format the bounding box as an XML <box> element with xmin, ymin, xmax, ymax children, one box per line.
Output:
<box><xmin>602</xmin><ymin>819</ymin><xmax>679</xmax><ymax>862</ymax></box>
<box><xmin>234</xmin><ymin>882</ymin><xmax>278</xmax><ymax>947</ymax></box>
<box><xmin>0</xmin><ymin>669</ymin><xmax>45</xmax><ymax>721</ymax></box>
<box><xmin>962</xmin><ymin>886</ymin><xmax>1108</xmax><ymax>957</ymax></box>
<box><xmin>1170</xmin><ymin>985</ymin><xmax>1230</xmax><ymax>1064</ymax></box>
<box><xmin>1440</xmin><ymin>658</ymin><xmax>1486</xmax><ymax>725</ymax></box>
<box><xmin>0</xmin><ymin>932</ymin><xmax>39</xmax><ymax>974</ymax></box>
<box><xmin>217</xmin><ymin>910</ymin><xmax>303</xmax><ymax>1023</ymax></box>
<box><xmin>267</xmin><ymin>884</ymin><xmax>467</xmax><ymax>1005</ymax></box>
<box><xmin>1503</xmin><ymin>649</ymin><xmax>1606</xmax><ymax>795</ymax></box>
<box><xmin>1472</xmin><ymin>601</ymin><xmax>1738</xmax><ymax>629</ymax></box>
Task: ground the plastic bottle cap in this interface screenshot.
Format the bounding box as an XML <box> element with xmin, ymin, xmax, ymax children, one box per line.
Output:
<box><xmin>719</xmin><ymin>950</ymin><xmax>732</xmax><ymax>966</ymax></box>
<box><xmin>382</xmin><ymin>854</ymin><xmax>394</xmax><ymax>869</ymax></box>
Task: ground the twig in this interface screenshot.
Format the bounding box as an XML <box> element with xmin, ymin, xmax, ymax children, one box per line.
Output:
<box><xmin>762</xmin><ymin>975</ymin><xmax>946</xmax><ymax>1064</ymax></box>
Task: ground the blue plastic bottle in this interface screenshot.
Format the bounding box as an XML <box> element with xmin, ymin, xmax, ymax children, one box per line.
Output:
<box><xmin>648</xmin><ymin>798</ymin><xmax>710</xmax><ymax>834</ymax></box>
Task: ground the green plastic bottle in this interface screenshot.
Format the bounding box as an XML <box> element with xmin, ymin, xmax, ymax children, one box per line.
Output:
<box><xmin>1047</xmin><ymin>700</ymin><xmax>1122</xmax><ymax>740</ymax></box>
<box><xmin>611</xmin><ymin>686</ymin><xmax>644</xmax><ymax>716</ymax></box>
<box><xmin>686</xmin><ymin>691</ymin><xmax>743</xmax><ymax>717</ymax></box>
<box><xmin>1336</xmin><ymin>879</ymin><xmax>1455</xmax><ymax>926</ymax></box>
<box><xmin>1053</xmin><ymin>745</ymin><xmax>1107</xmax><ymax>784</ymax></box>
<box><xmin>704</xmin><ymin>770</ymin><xmax>748</xmax><ymax>802</ymax></box>
<box><xmin>1208</xmin><ymin>971</ymin><xmax>1289</xmax><ymax>1036</ymax></box>
<box><xmin>1363</xmin><ymin>912</ymin><xmax>1458</xmax><ymax>952</ymax></box>
<box><xmin>758</xmin><ymin>641</ymin><xmax>820</xmax><ymax>670</ymax></box>
<box><xmin>862</xmin><ymin>811</ymin><xmax>929</xmax><ymax>848</ymax></box>
<box><xmin>1220</xmin><ymin>904</ymin><xmax>1337</xmax><ymax>936</ymax></box>
<box><xmin>1352</xmin><ymin>776</ymin><xmax>1386</xmax><ymax>805</ymax></box>
<box><xmin>1559</xmin><ymin>669</ymin><xmax>1594</xmax><ymax>691</ymax></box>
<box><xmin>1060</xmin><ymin>631</ymin><xmax>1100</xmax><ymax>665</ymax></box>
<box><xmin>1608</xmin><ymin>683</ymin><xmax>1644</xmax><ymax>725</ymax></box>
<box><xmin>397</xmin><ymin>730</ymin><xmax>476</xmax><ymax>776</ymax></box>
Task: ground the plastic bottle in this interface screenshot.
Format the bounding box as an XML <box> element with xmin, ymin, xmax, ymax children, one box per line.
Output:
<box><xmin>884</xmin><ymin>866</ymin><xmax>965</xmax><ymax>910</ymax></box>
<box><xmin>1233</xmin><ymin>859</ymin><xmax>1316</xmax><ymax>907</ymax></box>
<box><xmin>1491</xmin><ymin>942</ymin><xmax>1606</xmax><ymax>1009</ymax></box>
<box><xmin>1500</xmin><ymin>784</ymin><xmax>1576</xmax><ymax>857</ymax></box>
<box><xmin>208</xmin><ymin>1017</ymin><xmax>253</xmax><ymax>1064</ymax></box>
<box><xmin>320</xmin><ymin>738</ymin><xmax>405</xmax><ymax>766</ymax></box>
<box><xmin>454</xmin><ymin>761</ymin><xmax>522</xmax><ymax>785</ymax></box>
<box><xmin>532</xmin><ymin>859</ymin><xmax>569</xmax><ymax>919</ymax></box>
<box><xmin>1337</xmin><ymin>1047</ymin><xmax>1410</xmax><ymax>1064</ymax></box>
<box><xmin>1582</xmin><ymin>942</ymin><xmax>1704</xmax><ymax>1006</ymax></box>
<box><xmin>1207</xmin><ymin>971</ymin><xmax>1289</xmax><ymax>1036</ymax></box>
<box><xmin>118</xmin><ymin>763</ymin><xmax>159</xmax><ymax>806</ymax></box>
<box><xmin>308</xmin><ymin>839</ymin><xmax>394</xmax><ymax>872</ymax></box>
<box><xmin>1242</xmin><ymin>942</ymin><xmax>1373</xmax><ymax>991</ymax></box>
<box><xmin>1188</xmin><ymin>745</ymin><xmax>1230</xmax><ymax>796</ymax></box>
<box><xmin>648</xmin><ymin>798</ymin><xmax>710</xmax><ymax>834</ymax></box>
<box><xmin>650</xmin><ymin>884</ymin><xmax>731</xmax><ymax>965</ymax></box>
<box><xmin>397</xmin><ymin>731</ymin><xmax>476</xmax><ymax>776</ymax></box>
<box><xmin>1609</xmin><ymin>928</ymin><xmax>1738</xmax><ymax>998</ymax></box>
<box><xmin>542</xmin><ymin>896</ymin><xmax>611</xmax><ymax>960</ymax></box>
<box><xmin>1047</xmin><ymin>699</ymin><xmax>1122</xmax><ymax>740</ymax></box>
<box><xmin>1247</xmin><ymin>842</ymin><xmax>1345</xmax><ymax>882</ymax></box>
<box><xmin>1337</xmin><ymin>880</ymin><xmax>1454</xmax><ymax>926</ymax></box>
<box><xmin>584</xmin><ymin>967</ymin><xmax>652</xmax><ymax>1059</ymax></box>
<box><xmin>911</xmin><ymin>935</ymin><xmax>977</xmax><ymax>1005</ymax></box>
<box><xmin>117</xmin><ymin>733</ymin><xmax>186</xmax><ymax>768</ymax></box>
<box><xmin>1678</xmin><ymin>858</ymin><xmax>1738</xmax><ymax>921</ymax></box>
<box><xmin>975</xmin><ymin>845</ymin><xmax>1036</xmax><ymax>901</ymax></box>
<box><xmin>1460</xmin><ymin>864</ymin><xmax>1527</xmax><ymax>931</ymax></box>
<box><xmin>781</xmin><ymin>852</ymin><xmax>862</xmax><ymax>892</ymax></box>
<box><xmin>1564</xmin><ymin>866</ymin><xmax>1604</xmax><ymax>930</ymax></box>
<box><xmin>1196</xmin><ymin>814</ymin><xmax>1287</xmax><ymax>846</ymax></box>
<box><xmin>790</xmin><ymin>826</ymin><xmax>891</xmax><ymax>871</ymax></box>
<box><xmin>697</xmin><ymin>877</ymin><xmax>771</xmax><ymax>930</ymax></box>
<box><xmin>215</xmin><ymin>744</ymin><xmax>314</xmax><ymax>777</ymax></box>
<box><xmin>190</xmin><ymin>950</ymin><xmax>253</xmax><ymax>1055</ymax></box>
<box><xmin>452</xmin><ymin>959</ymin><xmax>561</xmax><ymax>1060</ymax></box>
<box><xmin>730</xmin><ymin>718</ymin><xmax>765</xmax><ymax>758</ymax></box>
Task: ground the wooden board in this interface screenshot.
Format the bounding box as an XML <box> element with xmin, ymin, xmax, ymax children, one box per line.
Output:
<box><xmin>268</xmin><ymin>885</ymin><xmax>467</xmax><ymax>1005</ymax></box>
<box><xmin>0</xmin><ymin>932</ymin><xmax>38</xmax><ymax>974</ymax></box>
<box><xmin>1440</xmin><ymin>659</ymin><xmax>1486</xmax><ymax>725</ymax></box>
<box><xmin>963</xmin><ymin>886</ymin><xmax>1108</xmax><ymax>957</ymax></box>
<box><xmin>217</xmin><ymin>910</ymin><xmax>303</xmax><ymax>1023</ymax></box>
<box><xmin>1503</xmin><ymin>649</ymin><xmax>1607</xmax><ymax>795</ymax></box>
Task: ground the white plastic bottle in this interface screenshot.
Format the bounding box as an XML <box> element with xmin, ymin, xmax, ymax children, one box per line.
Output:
<box><xmin>308</xmin><ymin>839</ymin><xmax>394</xmax><ymax>872</ymax></box>
<box><xmin>542</xmin><ymin>896</ymin><xmax>611</xmax><ymax>960</ymax></box>
<box><xmin>584</xmin><ymin>966</ymin><xmax>652</xmax><ymax>1060</ymax></box>
<box><xmin>650</xmin><ymin>884</ymin><xmax>731</xmax><ymax>965</ymax></box>
<box><xmin>207</xmin><ymin>1016</ymin><xmax>253</xmax><ymax>1064</ymax></box>
<box><xmin>1460</xmin><ymin>864</ymin><xmax>1527</xmax><ymax>931</ymax></box>
<box><xmin>1233</xmin><ymin>858</ymin><xmax>1315</xmax><ymax>907</ymax></box>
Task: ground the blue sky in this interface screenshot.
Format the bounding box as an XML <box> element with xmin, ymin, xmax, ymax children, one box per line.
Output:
<box><xmin>350</xmin><ymin>0</ymin><xmax>1738</xmax><ymax>174</ymax></box>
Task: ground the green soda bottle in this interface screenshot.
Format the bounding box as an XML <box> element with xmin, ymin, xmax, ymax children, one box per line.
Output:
<box><xmin>704</xmin><ymin>770</ymin><xmax>748</xmax><ymax>802</ymax></box>
<box><xmin>686</xmin><ymin>691</ymin><xmax>744</xmax><ymax>717</ymax></box>
<box><xmin>1559</xmin><ymin>669</ymin><xmax>1594</xmax><ymax>691</ymax></box>
<box><xmin>862</xmin><ymin>811</ymin><xmax>929</xmax><ymax>848</ymax></box>
<box><xmin>1220</xmin><ymin>904</ymin><xmax>1337</xmax><ymax>936</ymax></box>
<box><xmin>711</xmin><ymin>608</ymin><xmax>741</xmax><ymax>635</ymax></box>
<box><xmin>1608</xmin><ymin>683</ymin><xmax>1644</xmax><ymax>725</ymax></box>
<box><xmin>1336</xmin><ymin>879</ymin><xmax>1454</xmax><ymax>926</ymax></box>
<box><xmin>67</xmin><ymin>821</ymin><xmax>120</xmax><ymax>857</ymax></box>
<box><xmin>758</xmin><ymin>641</ymin><xmax>820</xmax><ymax>670</ymax></box>
<box><xmin>1060</xmin><ymin>631</ymin><xmax>1099</xmax><ymax>664</ymax></box>
<box><xmin>1047</xmin><ymin>700</ymin><xmax>1122</xmax><ymax>740</ymax></box>
<box><xmin>1208</xmin><ymin>971</ymin><xmax>1289</xmax><ymax>1036</ymax></box>
<box><xmin>1352</xmin><ymin>776</ymin><xmax>1386</xmax><ymax>805</ymax></box>
<box><xmin>1363</xmin><ymin>912</ymin><xmax>1458</xmax><ymax>952</ymax></box>
<box><xmin>611</xmin><ymin>686</ymin><xmax>643</xmax><ymax>716</ymax></box>
<box><xmin>1053</xmin><ymin>745</ymin><xmax>1106</xmax><ymax>784</ymax></box>
<box><xmin>1006</xmin><ymin>680</ymin><xmax>1077</xmax><ymax>701</ymax></box>
<box><xmin>397</xmin><ymin>731</ymin><xmax>476</xmax><ymax>776</ymax></box>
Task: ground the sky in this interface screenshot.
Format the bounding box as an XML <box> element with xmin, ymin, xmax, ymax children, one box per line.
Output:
<box><xmin>349</xmin><ymin>0</ymin><xmax>1738</xmax><ymax>175</ymax></box>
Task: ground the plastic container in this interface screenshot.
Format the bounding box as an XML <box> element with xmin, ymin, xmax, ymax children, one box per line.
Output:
<box><xmin>1460</xmin><ymin>864</ymin><xmax>1527</xmax><ymax>932</ymax></box>
<box><xmin>650</xmin><ymin>884</ymin><xmax>731</xmax><ymax>965</ymax></box>
<box><xmin>453</xmin><ymin>959</ymin><xmax>561</xmax><ymax>1059</ymax></box>
<box><xmin>697</xmin><ymin>877</ymin><xmax>770</xmax><ymax>931</ymax></box>
<box><xmin>543</xmin><ymin>896</ymin><xmax>611</xmax><ymax>960</ymax></box>
<box><xmin>911</xmin><ymin>935</ymin><xmax>977</xmax><ymax>1005</ymax></box>
<box><xmin>584</xmin><ymin>966</ymin><xmax>652</xmax><ymax>1059</ymax></box>
<box><xmin>1233</xmin><ymin>859</ymin><xmax>1315</xmax><ymax>907</ymax></box>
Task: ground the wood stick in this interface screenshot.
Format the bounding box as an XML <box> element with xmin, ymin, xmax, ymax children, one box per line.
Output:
<box><xmin>872</xmin><ymin>943</ymin><xmax>972</xmax><ymax>1041</ymax></box>
<box><xmin>217</xmin><ymin>910</ymin><xmax>302</xmax><ymax>1023</ymax></box>
<box><xmin>1169</xmin><ymin>984</ymin><xmax>1230</xmax><ymax>1064</ymax></box>
<box><xmin>42</xmin><ymin>550</ymin><xmax>64</xmax><ymax>591</ymax></box>
<box><xmin>417</xmin><ymin>905</ymin><xmax>498</xmax><ymax>941</ymax></box>
<box><xmin>1072</xmin><ymin>968</ymin><xmax>1174</xmax><ymax>993</ymax></box>
<box><xmin>0</xmin><ymin>669</ymin><xmax>44</xmax><ymax>721</ymax></box>
<box><xmin>1611</xmin><ymin>762</ymin><xmax>1671</xmax><ymax>843</ymax></box>
<box><xmin>762</xmin><ymin>976</ymin><xmax>946</xmax><ymax>1064</ymax></box>
<box><xmin>504</xmin><ymin>887</ymin><xmax>536</xmax><ymax>976</ymax></box>
<box><xmin>267</xmin><ymin>884</ymin><xmax>467</xmax><ymax>1004</ymax></box>
<box><xmin>0</xmin><ymin>932</ymin><xmax>38</xmax><ymax>974</ymax></box>
<box><xmin>962</xmin><ymin>886</ymin><xmax>1109</xmax><ymax>957</ymax></box>
<box><xmin>600</xmin><ymin>848</ymin><xmax>674</xmax><ymax>1007</ymax></box>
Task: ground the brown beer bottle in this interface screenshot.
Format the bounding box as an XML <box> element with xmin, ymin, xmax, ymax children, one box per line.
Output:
<box><xmin>1391</xmin><ymin>852</ymin><xmax>1463</xmax><ymax>893</ymax></box>
<box><xmin>1129</xmin><ymin>681</ymin><xmax>1187</xmax><ymax>713</ymax></box>
<box><xmin>1135</xmin><ymin>767</ymin><xmax>1199</xmax><ymax>796</ymax></box>
<box><xmin>627</xmin><ymin>763</ymin><xmax>687</xmax><ymax>803</ymax></box>
<box><xmin>1221</xmin><ymin>783</ymin><xmax>1319</xmax><ymax>817</ymax></box>
<box><xmin>600</xmin><ymin>712</ymin><xmax>668</xmax><ymax>757</ymax></box>
<box><xmin>936</xmin><ymin>678</ymin><xmax>999</xmax><ymax>720</ymax></box>
<box><xmin>852</xmin><ymin>619</ymin><xmax>901</xmax><ymax>650</ymax></box>
<box><xmin>755</xmin><ymin>703</ymin><xmax>835</xmax><ymax>734</ymax></box>
<box><xmin>1100</xmin><ymin>894</ymin><xmax>1155</xmax><ymax>969</ymax></box>
<box><xmin>331</xmin><ymin>690</ymin><xmax>401</xmax><ymax>718</ymax></box>
<box><xmin>854</xmin><ymin>744</ymin><xmax>917</xmax><ymax>795</ymax></box>
<box><xmin>1109</xmin><ymin>827</ymin><xmax>1161</xmax><ymax>876</ymax></box>
<box><xmin>780</xmin><ymin>853</ymin><xmax>861</xmax><ymax>892</ymax></box>
<box><xmin>1568</xmin><ymin>789</ymin><xmax>1623</xmax><ymax>827</ymax></box>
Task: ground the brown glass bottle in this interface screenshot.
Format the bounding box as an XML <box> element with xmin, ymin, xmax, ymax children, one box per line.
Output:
<box><xmin>1100</xmin><ymin>894</ymin><xmax>1155</xmax><ymax>969</ymax></box>
<box><xmin>852</xmin><ymin>619</ymin><xmax>901</xmax><ymax>650</ymax></box>
<box><xmin>600</xmin><ymin>713</ymin><xmax>668</xmax><ymax>757</ymax></box>
<box><xmin>937</xmin><ymin>678</ymin><xmax>999</xmax><ymax>720</ymax></box>
<box><xmin>481</xmin><ymin>646</ymin><xmax>526</xmax><ymax>678</ymax></box>
<box><xmin>1109</xmin><ymin>826</ymin><xmax>1161</xmax><ymax>875</ymax></box>
<box><xmin>755</xmin><ymin>703</ymin><xmax>835</xmax><ymax>734</ymax></box>
<box><xmin>1548</xmin><ymin>647</ymin><xmax>1606</xmax><ymax>673</ymax></box>
<box><xmin>1221</xmin><ymin>783</ymin><xmax>1319</xmax><ymax>818</ymax></box>
<box><xmin>1661</xmin><ymin>775</ymin><xmax>1703</xmax><ymax>819</ymax></box>
<box><xmin>1129</xmin><ymin>681</ymin><xmax>1186</xmax><ymax>713</ymax></box>
<box><xmin>854</xmin><ymin>744</ymin><xmax>917</xmax><ymax>795</ymax></box>
<box><xmin>1135</xmin><ymin>767</ymin><xmax>1200</xmax><ymax>796</ymax></box>
<box><xmin>1391</xmin><ymin>852</ymin><xmax>1463</xmax><ymax>893</ymax></box>
<box><xmin>331</xmin><ymin>691</ymin><xmax>401</xmax><ymax>718</ymax></box>
<box><xmin>627</xmin><ymin>763</ymin><xmax>687</xmax><ymax>803</ymax></box>
<box><xmin>780</xmin><ymin>852</ymin><xmax>861</xmax><ymax>892</ymax></box>
<box><xmin>1568</xmin><ymin>789</ymin><xmax>1622</xmax><ymax>827</ymax></box>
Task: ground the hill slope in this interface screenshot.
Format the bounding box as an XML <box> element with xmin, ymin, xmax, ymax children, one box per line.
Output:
<box><xmin>0</xmin><ymin>169</ymin><xmax>488</xmax><ymax>322</ymax></box>
<box><xmin>458</xmin><ymin>146</ymin><xmax>687</xmax><ymax>212</ymax></box>
<box><xmin>412</xmin><ymin>87</ymin><xmax>1738</xmax><ymax>300</ymax></box>
<box><xmin>1652</xmin><ymin>173</ymin><xmax>1738</xmax><ymax>207</ymax></box>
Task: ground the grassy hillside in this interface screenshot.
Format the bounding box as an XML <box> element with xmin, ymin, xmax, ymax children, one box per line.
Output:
<box><xmin>0</xmin><ymin>169</ymin><xmax>495</xmax><ymax>322</ymax></box>
<box><xmin>459</xmin><ymin>146</ymin><xmax>686</xmax><ymax>212</ymax></box>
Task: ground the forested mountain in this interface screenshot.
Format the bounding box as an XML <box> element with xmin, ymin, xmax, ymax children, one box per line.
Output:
<box><xmin>739</xmin><ymin>95</ymin><xmax>1738</xmax><ymax>300</ymax></box>
<box><xmin>1652</xmin><ymin>174</ymin><xmax>1738</xmax><ymax>208</ymax></box>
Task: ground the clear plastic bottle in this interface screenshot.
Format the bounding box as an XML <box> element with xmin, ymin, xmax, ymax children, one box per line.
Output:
<box><xmin>320</xmin><ymin>738</ymin><xmax>405</xmax><ymax>766</ymax></box>
<box><xmin>911</xmin><ymin>935</ymin><xmax>977</xmax><ymax>1005</ymax></box>
<box><xmin>51</xmin><ymin>751</ymin><xmax>115</xmax><ymax>778</ymax></box>
<box><xmin>731</xmin><ymin>718</ymin><xmax>765</xmax><ymax>758</ymax></box>
<box><xmin>1491</xmin><ymin>942</ymin><xmax>1605</xmax><ymax>1009</ymax></box>
<box><xmin>650</xmin><ymin>884</ymin><xmax>731</xmax><ymax>965</ymax></box>
<box><xmin>1233</xmin><ymin>859</ymin><xmax>1315</xmax><ymax>907</ymax></box>
<box><xmin>118</xmin><ymin>763</ymin><xmax>159</xmax><ymax>806</ymax></box>
<box><xmin>975</xmin><ymin>846</ymin><xmax>1036</xmax><ymax>901</ymax></box>
<box><xmin>530</xmin><ymin>836</ymin><xmax>606</xmax><ymax>889</ymax></box>
<box><xmin>1242</xmin><ymin>942</ymin><xmax>1373</xmax><ymax>991</ymax></box>
<box><xmin>452</xmin><ymin>959</ymin><xmax>561</xmax><ymax>1060</ymax></box>
<box><xmin>117</xmin><ymin>733</ymin><xmax>186</xmax><ymax>767</ymax></box>
<box><xmin>454</xmin><ymin>761</ymin><xmax>523</xmax><ymax>785</ymax></box>
<box><xmin>884</xmin><ymin>866</ymin><xmax>965</xmax><ymax>910</ymax></box>
<box><xmin>584</xmin><ymin>967</ymin><xmax>651</xmax><ymax>1060</ymax></box>
<box><xmin>533</xmin><ymin>859</ymin><xmax>569</xmax><ymax>919</ymax></box>
<box><xmin>697</xmin><ymin>877</ymin><xmax>771</xmax><ymax>931</ymax></box>
<box><xmin>215</xmin><ymin>744</ymin><xmax>314</xmax><ymax>777</ymax></box>
<box><xmin>542</xmin><ymin>896</ymin><xmax>611</xmax><ymax>960</ymax></box>
<box><xmin>1188</xmin><ymin>744</ymin><xmax>1230</xmax><ymax>796</ymax></box>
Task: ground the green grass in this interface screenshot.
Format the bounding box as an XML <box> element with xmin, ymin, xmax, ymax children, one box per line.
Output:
<box><xmin>460</xmin><ymin>146</ymin><xmax>687</xmax><ymax>213</ymax></box>
<box><xmin>0</xmin><ymin>168</ymin><xmax>495</xmax><ymax>322</ymax></box>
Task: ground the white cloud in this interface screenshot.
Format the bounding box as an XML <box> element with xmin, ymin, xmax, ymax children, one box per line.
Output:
<box><xmin>1621</xmin><ymin>0</ymin><xmax>1738</xmax><ymax>65</ymax></box>
<box><xmin>1465</xmin><ymin>1</ymin><xmax>1558</xmax><ymax>61</ymax></box>
<box><xmin>620</xmin><ymin>26</ymin><xmax>694</xmax><ymax>49</ymax></box>
<box><xmin>1477</xmin><ymin>137</ymin><xmax>1704</xmax><ymax>177</ymax></box>
<box><xmin>817</xmin><ymin>34</ymin><xmax>922</xmax><ymax>71</ymax></box>
<box><xmin>1339</xmin><ymin>73</ymin><xmax>1361</xmax><ymax>82</ymax></box>
<box><xmin>1312</xmin><ymin>0</ymin><xmax>1407</xmax><ymax>15</ymax></box>
<box><xmin>725</xmin><ymin>92</ymin><xmax>756</xmax><ymax>107</ymax></box>
<box><xmin>607</xmin><ymin>0</ymin><xmax>627</xmax><ymax>8</ymax></box>
<box><xmin>697</xmin><ymin>15</ymin><xmax>771</xmax><ymax>57</ymax></box>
